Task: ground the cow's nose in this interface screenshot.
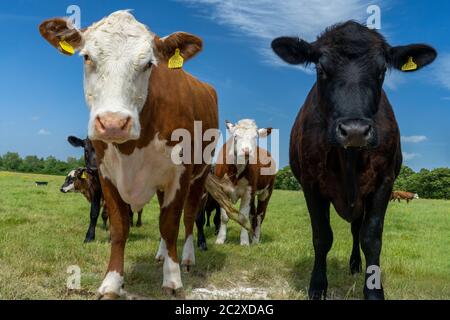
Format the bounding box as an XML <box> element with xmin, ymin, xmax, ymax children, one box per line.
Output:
<box><xmin>94</xmin><ymin>113</ymin><xmax>132</xmax><ymax>142</ymax></box>
<box><xmin>336</xmin><ymin>120</ymin><xmax>373</xmax><ymax>148</ymax></box>
<box><xmin>60</xmin><ymin>188</ymin><xmax>65</xmax><ymax>193</ymax></box>
<box><xmin>242</xmin><ymin>147</ymin><xmax>250</xmax><ymax>156</ymax></box>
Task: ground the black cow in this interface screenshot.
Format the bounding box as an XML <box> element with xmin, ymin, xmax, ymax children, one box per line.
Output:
<box><xmin>67</xmin><ymin>136</ymin><xmax>143</xmax><ymax>242</ymax></box>
<box><xmin>272</xmin><ymin>21</ymin><xmax>436</xmax><ymax>299</ymax></box>
<box><xmin>195</xmin><ymin>192</ymin><xmax>221</xmax><ymax>251</ymax></box>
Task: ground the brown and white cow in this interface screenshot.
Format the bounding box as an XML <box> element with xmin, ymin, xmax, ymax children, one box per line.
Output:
<box><xmin>215</xmin><ymin>119</ymin><xmax>276</xmax><ymax>245</ymax></box>
<box><xmin>391</xmin><ymin>191</ymin><xmax>419</xmax><ymax>203</ymax></box>
<box><xmin>39</xmin><ymin>10</ymin><xmax>218</xmax><ymax>298</ymax></box>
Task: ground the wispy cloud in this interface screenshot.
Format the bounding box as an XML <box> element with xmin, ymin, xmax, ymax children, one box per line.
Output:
<box><xmin>403</xmin><ymin>152</ymin><xmax>420</xmax><ymax>161</ymax></box>
<box><xmin>31</xmin><ymin>116</ymin><xmax>40</xmax><ymax>121</ymax></box>
<box><xmin>384</xmin><ymin>70</ymin><xmax>406</xmax><ymax>91</ymax></box>
<box><xmin>37</xmin><ymin>129</ymin><xmax>51</xmax><ymax>136</ymax></box>
<box><xmin>434</xmin><ymin>53</ymin><xmax>450</xmax><ymax>91</ymax></box>
<box><xmin>401</xmin><ymin>135</ymin><xmax>427</xmax><ymax>143</ymax></box>
<box><xmin>179</xmin><ymin>0</ymin><xmax>373</xmax><ymax>68</ymax></box>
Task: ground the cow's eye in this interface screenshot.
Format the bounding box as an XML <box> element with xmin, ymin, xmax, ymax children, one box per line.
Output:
<box><xmin>144</xmin><ymin>61</ymin><xmax>153</xmax><ymax>71</ymax></box>
<box><xmin>317</xmin><ymin>64</ymin><xmax>327</xmax><ymax>79</ymax></box>
<box><xmin>83</xmin><ymin>55</ymin><xmax>93</xmax><ymax>65</ymax></box>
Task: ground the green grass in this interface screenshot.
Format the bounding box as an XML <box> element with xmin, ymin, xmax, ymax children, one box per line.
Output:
<box><xmin>0</xmin><ymin>171</ymin><xmax>449</xmax><ymax>300</ymax></box>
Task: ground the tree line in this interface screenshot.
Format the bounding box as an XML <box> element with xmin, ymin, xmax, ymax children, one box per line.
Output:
<box><xmin>1</xmin><ymin>151</ymin><xmax>448</xmax><ymax>199</ymax></box>
<box><xmin>0</xmin><ymin>152</ymin><xmax>84</xmax><ymax>176</ymax></box>
<box><xmin>274</xmin><ymin>165</ymin><xmax>450</xmax><ymax>200</ymax></box>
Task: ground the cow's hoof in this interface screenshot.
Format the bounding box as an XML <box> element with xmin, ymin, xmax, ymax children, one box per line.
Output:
<box><xmin>96</xmin><ymin>292</ymin><xmax>121</xmax><ymax>300</ymax></box>
<box><xmin>197</xmin><ymin>242</ymin><xmax>208</xmax><ymax>251</ymax></box>
<box><xmin>162</xmin><ymin>287</ymin><xmax>185</xmax><ymax>299</ymax></box>
<box><xmin>181</xmin><ymin>260</ymin><xmax>194</xmax><ymax>273</ymax></box>
<box><xmin>350</xmin><ymin>258</ymin><xmax>362</xmax><ymax>275</ymax></box>
<box><xmin>136</xmin><ymin>222</ymin><xmax>142</xmax><ymax>228</ymax></box>
<box><xmin>308</xmin><ymin>289</ymin><xmax>327</xmax><ymax>300</ymax></box>
<box><xmin>364</xmin><ymin>288</ymin><xmax>385</xmax><ymax>300</ymax></box>
<box><xmin>215</xmin><ymin>239</ymin><xmax>225</xmax><ymax>245</ymax></box>
<box><xmin>84</xmin><ymin>237</ymin><xmax>95</xmax><ymax>243</ymax></box>
<box><xmin>240</xmin><ymin>241</ymin><xmax>250</xmax><ymax>246</ymax></box>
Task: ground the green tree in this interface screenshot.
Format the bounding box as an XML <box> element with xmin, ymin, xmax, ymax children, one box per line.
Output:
<box><xmin>274</xmin><ymin>166</ymin><xmax>302</xmax><ymax>191</ymax></box>
<box><xmin>2</xmin><ymin>152</ymin><xmax>22</xmax><ymax>171</ymax></box>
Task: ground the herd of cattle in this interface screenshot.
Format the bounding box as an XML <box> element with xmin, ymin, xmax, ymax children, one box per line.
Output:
<box><xmin>38</xmin><ymin>11</ymin><xmax>436</xmax><ymax>300</ymax></box>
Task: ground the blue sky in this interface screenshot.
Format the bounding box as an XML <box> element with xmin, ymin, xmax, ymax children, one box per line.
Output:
<box><xmin>0</xmin><ymin>0</ymin><xmax>449</xmax><ymax>171</ymax></box>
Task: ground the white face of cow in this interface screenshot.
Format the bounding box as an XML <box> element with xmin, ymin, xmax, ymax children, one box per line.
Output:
<box><xmin>226</xmin><ymin>119</ymin><xmax>271</xmax><ymax>164</ymax></box>
<box><xmin>81</xmin><ymin>12</ymin><xmax>156</xmax><ymax>143</ymax></box>
<box><xmin>39</xmin><ymin>10</ymin><xmax>203</xmax><ymax>144</ymax></box>
<box><xmin>60</xmin><ymin>170</ymin><xmax>76</xmax><ymax>193</ymax></box>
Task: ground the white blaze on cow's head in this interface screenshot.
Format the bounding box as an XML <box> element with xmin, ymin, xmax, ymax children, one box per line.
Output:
<box><xmin>39</xmin><ymin>10</ymin><xmax>203</xmax><ymax>144</ymax></box>
<box><xmin>60</xmin><ymin>170</ymin><xmax>76</xmax><ymax>193</ymax></box>
<box><xmin>225</xmin><ymin>119</ymin><xmax>272</xmax><ymax>165</ymax></box>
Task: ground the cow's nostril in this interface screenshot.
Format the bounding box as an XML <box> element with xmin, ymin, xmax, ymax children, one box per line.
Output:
<box><xmin>121</xmin><ymin>117</ymin><xmax>132</xmax><ymax>130</ymax></box>
<box><xmin>363</xmin><ymin>125</ymin><xmax>372</xmax><ymax>137</ymax></box>
<box><xmin>96</xmin><ymin>117</ymin><xmax>106</xmax><ymax>130</ymax></box>
<box><xmin>338</xmin><ymin>124</ymin><xmax>348</xmax><ymax>137</ymax></box>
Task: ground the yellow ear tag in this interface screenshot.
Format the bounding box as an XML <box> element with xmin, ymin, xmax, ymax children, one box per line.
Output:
<box><xmin>81</xmin><ymin>171</ymin><xmax>88</xmax><ymax>179</ymax></box>
<box><xmin>59</xmin><ymin>40</ymin><xmax>75</xmax><ymax>55</ymax></box>
<box><xmin>168</xmin><ymin>48</ymin><xmax>184</xmax><ymax>69</ymax></box>
<box><xmin>401</xmin><ymin>56</ymin><xmax>417</xmax><ymax>72</ymax></box>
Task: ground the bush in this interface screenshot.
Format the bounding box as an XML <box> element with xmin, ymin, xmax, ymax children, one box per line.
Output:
<box><xmin>274</xmin><ymin>166</ymin><xmax>302</xmax><ymax>191</ymax></box>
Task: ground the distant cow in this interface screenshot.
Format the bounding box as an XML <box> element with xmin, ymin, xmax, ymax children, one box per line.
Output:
<box><xmin>195</xmin><ymin>191</ymin><xmax>221</xmax><ymax>251</ymax></box>
<box><xmin>215</xmin><ymin>119</ymin><xmax>277</xmax><ymax>246</ymax></box>
<box><xmin>35</xmin><ymin>181</ymin><xmax>48</xmax><ymax>186</ymax></box>
<box><xmin>60</xmin><ymin>168</ymin><xmax>143</xmax><ymax>230</ymax></box>
<box><xmin>40</xmin><ymin>10</ymin><xmax>218</xmax><ymax>298</ymax></box>
<box><xmin>391</xmin><ymin>191</ymin><xmax>419</xmax><ymax>203</ymax></box>
<box><xmin>272</xmin><ymin>21</ymin><xmax>436</xmax><ymax>299</ymax></box>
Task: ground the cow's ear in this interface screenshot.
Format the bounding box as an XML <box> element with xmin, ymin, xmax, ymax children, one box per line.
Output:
<box><xmin>155</xmin><ymin>32</ymin><xmax>203</xmax><ymax>62</ymax></box>
<box><xmin>225</xmin><ymin>120</ymin><xmax>235</xmax><ymax>133</ymax></box>
<box><xmin>258</xmin><ymin>128</ymin><xmax>272</xmax><ymax>138</ymax></box>
<box><xmin>68</xmin><ymin>136</ymin><xmax>85</xmax><ymax>148</ymax></box>
<box><xmin>390</xmin><ymin>44</ymin><xmax>437</xmax><ymax>72</ymax></box>
<box><xmin>271</xmin><ymin>37</ymin><xmax>317</xmax><ymax>65</ymax></box>
<box><xmin>39</xmin><ymin>18</ymin><xmax>83</xmax><ymax>56</ymax></box>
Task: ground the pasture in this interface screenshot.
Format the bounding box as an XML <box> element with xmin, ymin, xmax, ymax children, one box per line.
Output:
<box><xmin>0</xmin><ymin>171</ymin><xmax>449</xmax><ymax>300</ymax></box>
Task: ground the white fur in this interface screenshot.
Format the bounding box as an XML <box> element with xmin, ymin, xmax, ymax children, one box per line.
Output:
<box><xmin>98</xmin><ymin>271</ymin><xmax>125</xmax><ymax>296</ymax></box>
<box><xmin>62</xmin><ymin>184</ymin><xmax>75</xmax><ymax>193</ymax></box>
<box><xmin>215</xmin><ymin>208</ymin><xmax>229</xmax><ymax>244</ymax></box>
<box><xmin>163</xmin><ymin>256</ymin><xmax>182</xmax><ymax>290</ymax></box>
<box><xmin>239</xmin><ymin>186</ymin><xmax>252</xmax><ymax>246</ymax></box>
<box><xmin>182</xmin><ymin>234</ymin><xmax>195</xmax><ymax>265</ymax></box>
<box><xmin>155</xmin><ymin>238</ymin><xmax>167</xmax><ymax>262</ymax></box>
<box><xmin>227</xmin><ymin>119</ymin><xmax>259</xmax><ymax>160</ymax></box>
<box><xmin>79</xmin><ymin>11</ymin><xmax>158</xmax><ymax>141</ymax></box>
<box><xmin>252</xmin><ymin>215</ymin><xmax>262</xmax><ymax>244</ymax></box>
<box><xmin>99</xmin><ymin>135</ymin><xmax>185</xmax><ymax>211</ymax></box>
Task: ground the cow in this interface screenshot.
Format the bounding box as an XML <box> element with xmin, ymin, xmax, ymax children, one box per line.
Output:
<box><xmin>67</xmin><ymin>136</ymin><xmax>143</xmax><ymax>229</ymax></box>
<box><xmin>60</xmin><ymin>168</ymin><xmax>143</xmax><ymax>231</ymax></box>
<box><xmin>214</xmin><ymin>119</ymin><xmax>277</xmax><ymax>246</ymax></box>
<box><xmin>61</xmin><ymin>168</ymin><xmax>109</xmax><ymax>231</ymax></box>
<box><xmin>195</xmin><ymin>191</ymin><xmax>221</xmax><ymax>251</ymax></box>
<box><xmin>391</xmin><ymin>191</ymin><xmax>419</xmax><ymax>203</ymax></box>
<box><xmin>40</xmin><ymin>10</ymin><xmax>218</xmax><ymax>298</ymax></box>
<box><xmin>272</xmin><ymin>21</ymin><xmax>436</xmax><ymax>299</ymax></box>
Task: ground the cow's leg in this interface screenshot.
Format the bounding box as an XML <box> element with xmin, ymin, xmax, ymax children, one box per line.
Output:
<box><xmin>128</xmin><ymin>206</ymin><xmax>134</xmax><ymax>227</ymax></box>
<box><xmin>206</xmin><ymin>207</ymin><xmax>211</xmax><ymax>227</ymax></box>
<box><xmin>350</xmin><ymin>215</ymin><xmax>363</xmax><ymax>274</ymax></box>
<box><xmin>213</xmin><ymin>206</ymin><xmax>221</xmax><ymax>235</ymax></box>
<box><xmin>252</xmin><ymin>198</ymin><xmax>269</xmax><ymax>244</ymax></box>
<box><xmin>155</xmin><ymin>191</ymin><xmax>166</xmax><ymax>263</ymax></box>
<box><xmin>97</xmin><ymin>178</ymin><xmax>130</xmax><ymax>299</ymax></box>
<box><xmin>136</xmin><ymin>210</ymin><xmax>143</xmax><ymax>227</ymax></box>
<box><xmin>159</xmin><ymin>194</ymin><xmax>186</xmax><ymax>297</ymax></box>
<box><xmin>304</xmin><ymin>187</ymin><xmax>332</xmax><ymax>300</ymax></box>
<box><xmin>360</xmin><ymin>181</ymin><xmax>391</xmax><ymax>300</ymax></box>
<box><xmin>84</xmin><ymin>192</ymin><xmax>102</xmax><ymax>243</ymax></box>
<box><xmin>239</xmin><ymin>188</ymin><xmax>253</xmax><ymax>246</ymax></box>
<box><xmin>196</xmin><ymin>206</ymin><xmax>207</xmax><ymax>251</ymax></box>
<box><xmin>101</xmin><ymin>204</ymin><xmax>108</xmax><ymax>230</ymax></box>
<box><xmin>182</xmin><ymin>174</ymin><xmax>208</xmax><ymax>271</ymax></box>
<box><xmin>215</xmin><ymin>208</ymin><xmax>229</xmax><ymax>244</ymax></box>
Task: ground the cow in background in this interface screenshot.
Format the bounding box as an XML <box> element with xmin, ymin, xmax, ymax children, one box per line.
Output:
<box><xmin>391</xmin><ymin>191</ymin><xmax>419</xmax><ymax>203</ymax></box>
<box><xmin>215</xmin><ymin>119</ymin><xmax>277</xmax><ymax>246</ymax></box>
<box><xmin>195</xmin><ymin>191</ymin><xmax>221</xmax><ymax>251</ymax></box>
<box><xmin>272</xmin><ymin>21</ymin><xmax>436</xmax><ymax>299</ymax></box>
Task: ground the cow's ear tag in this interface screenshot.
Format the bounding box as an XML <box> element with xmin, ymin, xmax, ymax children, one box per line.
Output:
<box><xmin>168</xmin><ymin>48</ymin><xmax>184</xmax><ymax>69</ymax></box>
<box><xmin>59</xmin><ymin>40</ymin><xmax>75</xmax><ymax>56</ymax></box>
<box><xmin>81</xmin><ymin>171</ymin><xmax>87</xmax><ymax>179</ymax></box>
<box><xmin>401</xmin><ymin>56</ymin><xmax>418</xmax><ymax>72</ymax></box>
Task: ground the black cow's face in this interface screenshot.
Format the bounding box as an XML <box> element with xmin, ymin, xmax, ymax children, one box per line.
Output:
<box><xmin>272</xmin><ymin>21</ymin><xmax>437</xmax><ymax>149</ymax></box>
<box><xmin>68</xmin><ymin>136</ymin><xmax>97</xmax><ymax>171</ymax></box>
<box><xmin>60</xmin><ymin>169</ymin><xmax>76</xmax><ymax>193</ymax></box>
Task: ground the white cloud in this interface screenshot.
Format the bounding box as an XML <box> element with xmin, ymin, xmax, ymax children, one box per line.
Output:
<box><xmin>435</xmin><ymin>53</ymin><xmax>450</xmax><ymax>91</ymax></box>
<box><xmin>31</xmin><ymin>116</ymin><xmax>40</xmax><ymax>121</ymax></box>
<box><xmin>384</xmin><ymin>70</ymin><xmax>406</xmax><ymax>91</ymax></box>
<box><xmin>179</xmin><ymin>0</ymin><xmax>374</xmax><ymax>68</ymax></box>
<box><xmin>401</xmin><ymin>135</ymin><xmax>427</xmax><ymax>143</ymax></box>
<box><xmin>37</xmin><ymin>129</ymin><xmax>51</xmax><ymax>135</ymax></box>
<box><xmin>402</xmin><ymin>152</ymin><xmax>420</xmax><ymax>161</ymax></box>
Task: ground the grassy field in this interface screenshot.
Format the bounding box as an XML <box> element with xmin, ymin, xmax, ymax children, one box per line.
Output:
<box><xmin>0</xmin><ymin>171</ymin><xmax>449</xmax><ymax>300</ymax></box>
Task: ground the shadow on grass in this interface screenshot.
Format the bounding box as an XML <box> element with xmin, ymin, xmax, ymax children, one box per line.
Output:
<box><xmin>290</xmin><ymin>255</ymin><xmax>365</xmax><ymax>300</ymax></box>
